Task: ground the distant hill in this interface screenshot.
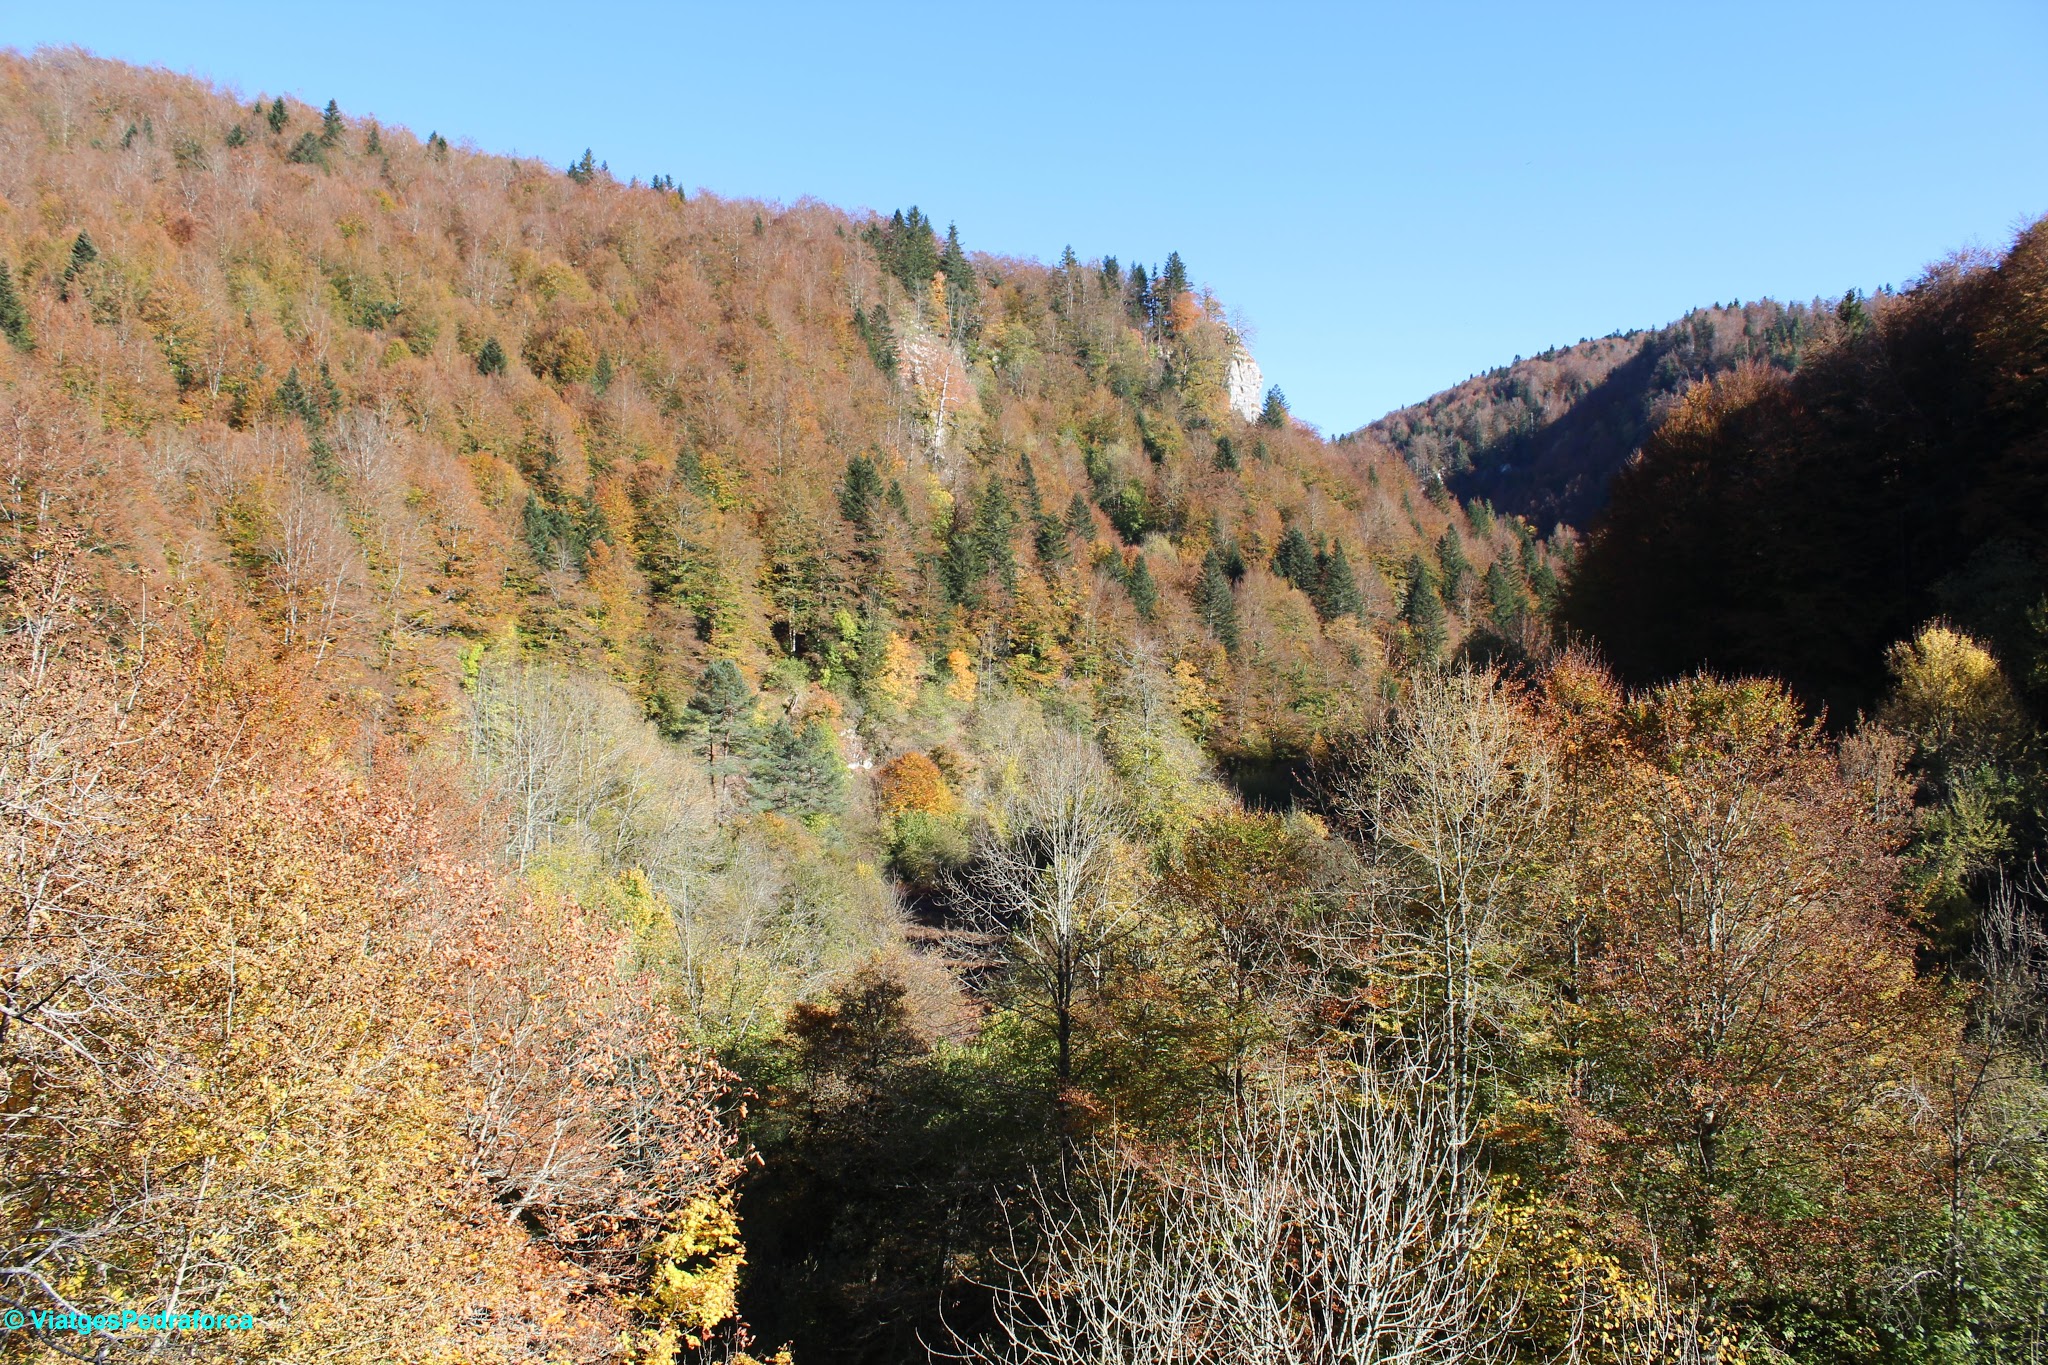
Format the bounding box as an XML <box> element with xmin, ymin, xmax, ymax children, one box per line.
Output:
<box><xmin>1560</xmin><ymin>221</ymin><xmax>2048</xmax><ymax>722</ymax></box>
<box><xmin>1345</xmin><ymin>299</ymin><xmax>1834</xmax><ymax>528</ymax></box>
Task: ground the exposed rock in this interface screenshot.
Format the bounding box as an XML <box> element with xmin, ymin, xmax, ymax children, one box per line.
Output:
<box><xmin>1225</xmin><ymin>336</ymin><xmax>1264</xmax><ymax>423</ymax></box>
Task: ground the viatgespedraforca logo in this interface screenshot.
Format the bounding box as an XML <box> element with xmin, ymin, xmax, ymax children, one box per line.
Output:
<box><xmin>4</xmin><ymin>1306</ymin><xmax>258</xmax><ymax>1337</ymax></box>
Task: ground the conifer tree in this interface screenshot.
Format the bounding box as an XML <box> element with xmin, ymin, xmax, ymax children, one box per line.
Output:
<box><xmin>751</xmin><ymin>717</ymin><xmax>845</xmax><ymax>822</ymax></box>
<box><xmin>1063</xmin><ymin>492</ymin><xmax>1096</xmax><ymax>546</ymax></box>
<box><xmin>1213</xmin><ymin>435</ymin><xmax>1238</xmax><ymax>472</ymax></box>
<box><xmin>1401</xmin><ymin>554</ymin><xmax>1447</xmax><ymax>663</ymax></box>
<box><xmin>683</xmin><ymin>659</ymin><xmax>758</xmax><ymax>812</ymax></box>
<box><xmin>1483</xmin><ymin>559</ymin><xmax>1524</xmax><ymax>635</ymax></box>
<box><xmin>364</xmin><ymin>121</ymin><xmax>381</xmax><ymax>155</ymax></box>
<box><xmin>1198</xmin><ymin>549</ymin><xmax>1239</xmax><ymax>652</ymax></box>
<box><xmin>1436</xmin><ymin>525</ymin><xmax>1470</xmax><ymax>605</ymax></box>
<box><xmin>224</xmin><ymin>123</ymin><xmax>248</xmax><ymax>148</ymax></box>
<box><xmin>287</xmin><ymin>132</ymin><xmax>326</xmax><ymax>167</ymax></box>
<box><xmin>476</xmin><ymin>338</ymin><xmax>507</xmax><ymax>376</ymax></box>
<box><xmin>276</xmin><ymin>366</ymin><xmax>314</xmax><ymax>423</ymax></box>
<box><xmin>1314</xmin><ymin>541</ymin><xmax>1365</xmax><ymax>622</ymax></box>
<box><xmin>1272</xmin><ymin>526</ymin><xmax>1316</xmax><ymax>593</ymax></box>
<box><xmin>320</xmin><ymin>100</ymin><xmax>343</xmax><ymax>146</ymax></box>
<box><xmin>0</xmin><ymin>262</ymin><xmax>33</xmax><ymax>351</ymax></box>
<box><xmin>266</xmin><ymin>97</ymin><xmax>287</xmax><ymax>133</ymax></box>
<box><xmin>1259</xmin><ymin>386</ymin><xmax>1289</xmax><ymax>429</ymax></box>
<box><xmin>971</xmin><ymin>476</ymin><xmax>1018</xmax><ymax>593</ymax></box>
<box><xmin>839</xmin><ymin>453</ymin><xmax>885</xmax><ymax>531</ymax></box>
<box><xmin>1126</xmin><ymin>554</ymin><xmax>1159</xmax><ymax>621</ymax></box>
<box><xmin>1161</xmin><ymin>251</ymin><xmax>1189</xmax><ymax>304</ymax></box>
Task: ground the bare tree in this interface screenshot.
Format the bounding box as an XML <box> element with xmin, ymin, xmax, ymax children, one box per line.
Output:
<box><xmin>960</xmin><ymin>1037</ymin><xmax>1507</xmax><ymax>1365</ymax></box>
<box><xmin>958</xmin><ymin>731</ymin><xmax>1136</xmax><ymax>1096</ymax></box>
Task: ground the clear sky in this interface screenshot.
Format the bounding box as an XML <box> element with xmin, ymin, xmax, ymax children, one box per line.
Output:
<box><xmin>10</xmin><ymin>2</ymin><xmax>2046</xmax><ymax>433</ymax></box>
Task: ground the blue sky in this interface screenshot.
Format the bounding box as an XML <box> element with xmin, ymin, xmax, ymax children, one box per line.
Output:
<box><xmin>11</xmin><ymin>2</ymin><xmax>2045</xmax><ymax>433</ymax></box>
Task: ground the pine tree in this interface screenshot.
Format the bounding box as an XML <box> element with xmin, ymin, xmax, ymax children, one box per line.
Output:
<box><xmin>225</xmin><ymin>123</ymin><xmax>248</xmax><ymax>148</ymax></box>
<box><xmin>1314</xmin><ymin>542</ymin><xmax>1365</xmax><ymax>622</ymax></box>
<box><xmin>1126</xmin><ymin>554</ymin><xmax>1159</xmax><ymax>622</ymax></box>
<box><xmin>476</xmin><ymin>338</ymin><xmax>507</xmax><ymax>376</ymax></box>
<box><xmin>838</xmin><ymin>454</ymin><xmax>882</xmax><ymax>531</ymax></box>
<box><xmin>1484</xmin><ymin>559</ymin><xmax>1524</xmax><ymax>636</ymax></box>
<box><xmin>751</xmin><ymin>716</ymin><xmax>845</xmax><ymax>822</ymax></box>
<box><xmin>317</xmin><ymin>360</ymin><xmax>342</xmax><ymax>416</ymax></box>
<box><xmin>1126</xmin><ymin>262</ymin><xmax>1152</xmax><ymax>327</ymax></box>
<box><xmin>266</xmin><ymin>97</ymin><xmax>288</xmax><ymax>133</ymax></box>
<box><xmin>320</xmin><ymin>100</ymin><xmax>343</xmax><ymax>146</ymax></box>
<box><xmin>971</xmin><ymin>476</ymin><xmax>1017</xmax><ymax>593</ymax></box>
<box><xmin>1258</xmin><ymin>386</ymin><xmax>1289</xmax><ymax>429</ymax></box>
<box><xmin>276</xmin><ymin>367</ymin><xmax>315</xmax><ymax>423</ymax></box>
<box><xmin>1160</xmin><ymin>251</ymin><xmax>1189</xmax><ymax>305</ymax></box>
<box><xmin>1213</xmin><ymin>435</ymin><xmax>1239</xmax><ymax>472</ymax></box>
<box><xmin>0</xmin><ymin>262</ymin><xmax>33</xmax><ymax>351</ymax></box>
<box><xmin>1436</xmin><ymin>525</ymin><xmax>1470</xmax><ymax>606</ymax></box>
<box><xmin>1198</xmin><ymin>549</ymin><xmax>1239</xmax><ymax>652</ymax></box>
<box><xmin>364</xmin><ymin>121</ymin><xmax>382</xmax><ymax>155</ymax></box>
<box><xmin>1401</xmin><ymin>554</ymin><xmax>1447</xmax><ymax>664</ymax></box>
<box><xmin>683</xmin><ymin>659</ymin><xmax>758</xmax><ymax>813</ymax></box>
<box><xmin>287</xmin><ymin>132</ymin><xmax>326</xmax><ymax>167</ymax></box>
<box><xmin>1063</xmin><ymin>492</ymin><xmax>1096</xmax><ymax>546</ymax></box>
<box><xmin>1272</xmin><ymin>526</ymin><xmax>1316</xmax><ymax>593</ymax></box>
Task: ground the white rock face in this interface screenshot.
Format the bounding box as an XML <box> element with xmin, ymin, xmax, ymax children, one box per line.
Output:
<box><xmin>1225</xmin><ymin>338</ymin><xmax>1264</xmax><ymax>423</ymax></box>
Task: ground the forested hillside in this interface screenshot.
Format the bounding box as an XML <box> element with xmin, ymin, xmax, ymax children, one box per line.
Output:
<box><xmin>6</xmin><ymin>47</ymin><xmax>2048</xmax><ymax>1365</ymax></box>
<box><xmin>1350</xmin><ymin>297</ymin><xmax>1833</xmax><ymax>526</ymax></box>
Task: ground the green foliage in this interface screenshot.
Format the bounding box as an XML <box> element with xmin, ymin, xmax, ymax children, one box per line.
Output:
<box><xmin>476</xmin><ymin>337</ymin><xmax>507</xmax><ymax>376</ymax></box>
<box><xmin>1258</xmin><ymin>385</ymin><xmax>1288</xmax><ymax>428</ymax></box>
<box><xmin>865</xmin><ymin>206</ymin><xmax>940</xmax><ymax>294</ymax></box>
<box><xmin>1401</xmin><ymin>553</ymin><xmax>1447</xmax><ymax>662</ymax></box>
<box><xmin>752</xmin><ymin>717</ymin><xmax>846</xmax><ymax>823</ymax></box>
<box><xmin>0</xmin><ymin>261</ymin><xmax>32</xmax><ymax>351</ymax></box>
<box><xmin>265</xmin><ymin>96</ymin><xmax>287</xmax><ymax>132</ymax></box>
<box><xmin>320</xmin><ymin>99</ymin><xmax>343</xmax><ymax>146</ymax></box>
<box><xmin>1197</xmin><ymin>549</ymin><xmax>1239</xmax><ymax>652</ymax></box>
<box><xmin>567</xmin><ymin>148</ymin><xmax>599</xmax><ymax>184</ymax></box>
<box><xmin>1312</xmin><ymin>540</ymin><xmax>1364</xmax><ymax>622</ymax></box>
<box><xmin>287</xmin><ymin>132</ymin><xmax>327</xmax><ymax>168</ymax></box>
<box><xmin>1272</xmin><ymin>525</ymin><xmax>1316</xmax><ymax>594</ymax></box>
<box><xmin>1125</xmin><ymin>554</ymin><xmax>1159</xmax><ymax>621</ymax></box>
<box><xmin>1436</xmin><ymin>525</ymin><xmax>1470</xmax><ymax>604</ymax></box>
<box><xmin>851</xmin><ymin>304</ymin><xmax>896</xmax><ymax>376</ymax></box>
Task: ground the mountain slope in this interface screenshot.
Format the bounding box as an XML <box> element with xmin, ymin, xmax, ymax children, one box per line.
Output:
<box><xmin>1559</xmin><ymin>221</ymin><xmax>2048</xmax><ymax>722</ymax></box>
<box><xmin>1347</xmin><ymin>298</ymin><xmax>1833</xmax><ymax>527</ymax></box>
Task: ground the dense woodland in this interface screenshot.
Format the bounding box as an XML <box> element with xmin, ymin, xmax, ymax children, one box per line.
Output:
<box><xmin>1354</xmin><ymin>298</ymin><xmax>1832</xmax><ymax>527</ymax></box>
<box><xmin>3</xmin><ymin>48</ymin><xmax>2047</xmax><ymax>1365</ymax></box>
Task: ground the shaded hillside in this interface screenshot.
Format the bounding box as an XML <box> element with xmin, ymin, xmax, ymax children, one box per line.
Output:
<box><xmin>1560</xmin><ymin>220</ymin><xmax>2048</xmax><ymax>723</ymax></box>
<box><xmin>1348</xmin><ymin>298</ymin><xmax>1830</xmax><ymax>527</ymax></box>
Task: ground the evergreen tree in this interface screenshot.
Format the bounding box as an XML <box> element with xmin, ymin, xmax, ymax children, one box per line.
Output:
<box><xmin>1401</xmin><ymin>554</ymin><xmax>1448</xmax><ymax>664</ymax></box>
<box><xmin>0</xmin><ymin>262</ymin><xmax>33</xmax><ymax>351</ymax></box>
<box><xmin>1160</xmin><ymin>251</ymin><xmax>1189</xmax><ymax>306</ymax></box>
<box><xmin>476</xmin><ymin>338</ymin><xmax>507</xmax><ymax>376</ymax></box>
<box><xmin>224</xmin><ymin>123</ymin><xmax>248</xmax><ymax>148</ymax></box>
<box><xmin>1126</xmin><ymin>262</ymin><xmax>1152</xmax><ymax>327</ymax></box>
<box><xmin>1436</xmin><ymin>525</ymin><xmax>1470</xmax><ymax>605</ymax></box>
<box><xmin>1213</xmin><ymin>435</ymin><xmax>1239</xmax><ymax>472</ymax></box>
<box><xmin>287</xmin><ymin>133</ymin><xmax>326</xmax><ymax>168</ymax></box>
<box><xmin>852</xmin><ymin>304</ymin><xmax>896</xmax><ymax>376</ymax></box>
<box><xmin>1272</xmin><ymin>525</ymin><xmax>1316</xmax><ymax>593</ymax></box>
<box><xmin>1484</xmin><ymin>559</ymin><xmax>1525</xmax><ymax>636</ymax></box>
<box><xmin>1125</xmin><ymin>554</ymin><xmax>1159</xmax><ymax>621</ymax></box>
<box><xmin>751</xmin><ymin>716</ymin><xmax>846</xmax><ymax>822</ymax></box>
<box><xmin>971</xmin><ymin>476</ymin><xmax>1017</xmax><ymax>593</ymax></box>
<box><xmin>316</xmin><ymin>360</ymin><xmax>342</xmax><ymax>417</ymax></box>
<box><xmin>1197</xmin><ymin>549</ymin><xmax>1239</xmax><ymax>652</ymax></box>
<box><xmin>276</xmin><ymin>367</ymin><xmax>315</xmax><ymax>423</ymax></box>
<box><xmin>1258</xmin><ymin>386</ymin><xmax>1289</xmax><ymax>429</ymax></box>
<box><xmin>364</xmin><ymin>121</ymin><xmax>382</xmax><ymax>155</ymax></box>
<box><xmin>320</xmin><ymin>99</ymin><xmax>343</xmax><ymax>146</ymax></box>
<box><xmin>1063</xmin><ymin>492</ymin><xmax>1096</xmax><ymax>547</ymax></box>
<box><xmin>266</xmin><ymin>97</ymin><xmax>287</xmax><ymax>133</ymax></box>
<box><xmin>683</xmin><ymin>659</ymin><xmax>759</xmax><ymax>811</ymax></box>
<box><xmin>1314</xmin><ymin>541</ymin><xmax>1365</xmax><ymax>622</ymax></box>
<box><xmin>567</xmin><ymin>150</ymin><xmax>598</xmax><ymax>185</ymax></box>
<box><xmin>939</xmin><ymin>223</ymin><xmax>977</xmax><ymax>332</ymax></box>
<box><xmin>839</xmin><ymin>453</ymin><xmax>885</xmax><ymax>531</ymax></box>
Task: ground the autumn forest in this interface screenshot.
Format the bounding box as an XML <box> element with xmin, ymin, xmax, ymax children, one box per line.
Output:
<box><xmin>5</xmin><ymin>49</ymin><xmax>2048</xmax><ymax>1365</ymax></box>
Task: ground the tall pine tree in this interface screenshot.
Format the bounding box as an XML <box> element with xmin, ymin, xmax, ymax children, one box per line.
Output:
<box><xmin>1197</xmin><ymin>549</ymin><xmax>1239</xmax><ymax>652</ymax></box>
<box><xmin>1401</xmin><ymin>554</ymin><xmax>1448</xmax><ymax>664</ymax></box>
<box><xmin>0</xmin><ymin>262</ymin><xmax>32</xmax><ymax>351</ymax></box>
<box><xmin>1436</xmin><ymin>525</ymin><xmax>1470</xmax><ymax>606</ymax></box>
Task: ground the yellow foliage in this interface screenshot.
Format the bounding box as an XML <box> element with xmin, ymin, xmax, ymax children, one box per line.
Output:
<box><xmin>1881</xmin><ymin>621</ymin><xmax>2027</xmax><ymax>767</ymax></box>
<box><xmin>876</xmin><ymin>632</ymin><xmax>925</xmax><ymax>709</ymax></box>
<box><xmin>944</xmin><ymin>648</ymin><xmax>977</xmax><ymax>704</ymax></box>
<box><xmin>624</xmin><ymin>1197</ymin><xmax>747</xmax><ymax>1361</ymax></box>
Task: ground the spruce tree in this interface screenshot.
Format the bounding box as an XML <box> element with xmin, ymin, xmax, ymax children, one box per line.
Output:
<box><xmin>751</xmin><ymin>716</ymin><xmax>845</xmax><ymax>822</ymax></box>
<box><xmin>1401</xmin><ymin>554</ymin><xmax>1448</xmax><ymax>664</ymax></box>
<box><xmin>476</xmin><ymin>338</ymin><xmax>507</xmax><ymax>376</ymax></box>
<box><xmin>224</xmin><ymin>123</ymin><xmax>248</xmax><ymax>148</ymax></box>
<box><xmin>1484</xmin><ymin>559</ymin><xmax>1524</xmax><ymax>636</ymax></box>
<box><xmin>971</xmin><ymin>476</ymin><xmax>1017</xmax><ymax>593</ymax></box>
<box><xmin>1436</xmin><ymin>525</ymin><xmax>1470</xmax><ymax>605</ymax></box>
<box><xmin>1197</xmin><ymin>549</ymin><xmax>1239</xmax><ymax>652</ymax></box>
<box><xmin>1063</xmin><ymin>492</ymin><xmax>1096</xmax><ymax>546</ymax></box>
<box><xmin>1258</xmin><ymin>386</ymin><xmax>1289</xmax><ymax>429</ymax></box>
<box><xmin>839</xmin><ymin>453</ymin><xmax>885</xmax><ymax>531</ymax></box>
<box><xmin>266</xmin><ymin>97</ymin><xmax>288</xmax><ymax>133</ymax></box>
<box><xmin>683</xmin><ymin>659</ymin><xmax>759</xmax><ymax>810</ymax></box>
<box><xmin>1125</xmin><ymin>554</ymin><xmax>1159</xmax><ymax>621</ymax></box>
<box><xmin>0</xmin><ymin>262</ymin><xmax>33</xmax><ymax>351</ymax></box>
<box><xmin>320</xmin><ymin>99</ymin><xmax>343</xmax><ymax>146</ymax></box>
<box><xmin>1160</xmin><ymin>251</ymin><xmax>1189</xmax><ymax>305</ymax></box>
<box><xmin>276</xmin><ymin>367</ymin><xmax>313</xmax><ymax>423</ymax></box>
<box><xmin>1213</xmin><ymin>435</ymin><xmax>1239</xmax><ymax>472</ymax></box>
<box><xmin>364</xmin><ymin>121</ymin><xmax>382</xmax><ymax>155</ymax></box>
<box><xmin>1315</xmin><ymin>542</ymin><xmax>1365</xmax><ymax>622</ymax></box>
<box><xmin>1272</xmin><ymin>526</ymin><xmax>1316</xmax><ymax>593</ymax></box>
